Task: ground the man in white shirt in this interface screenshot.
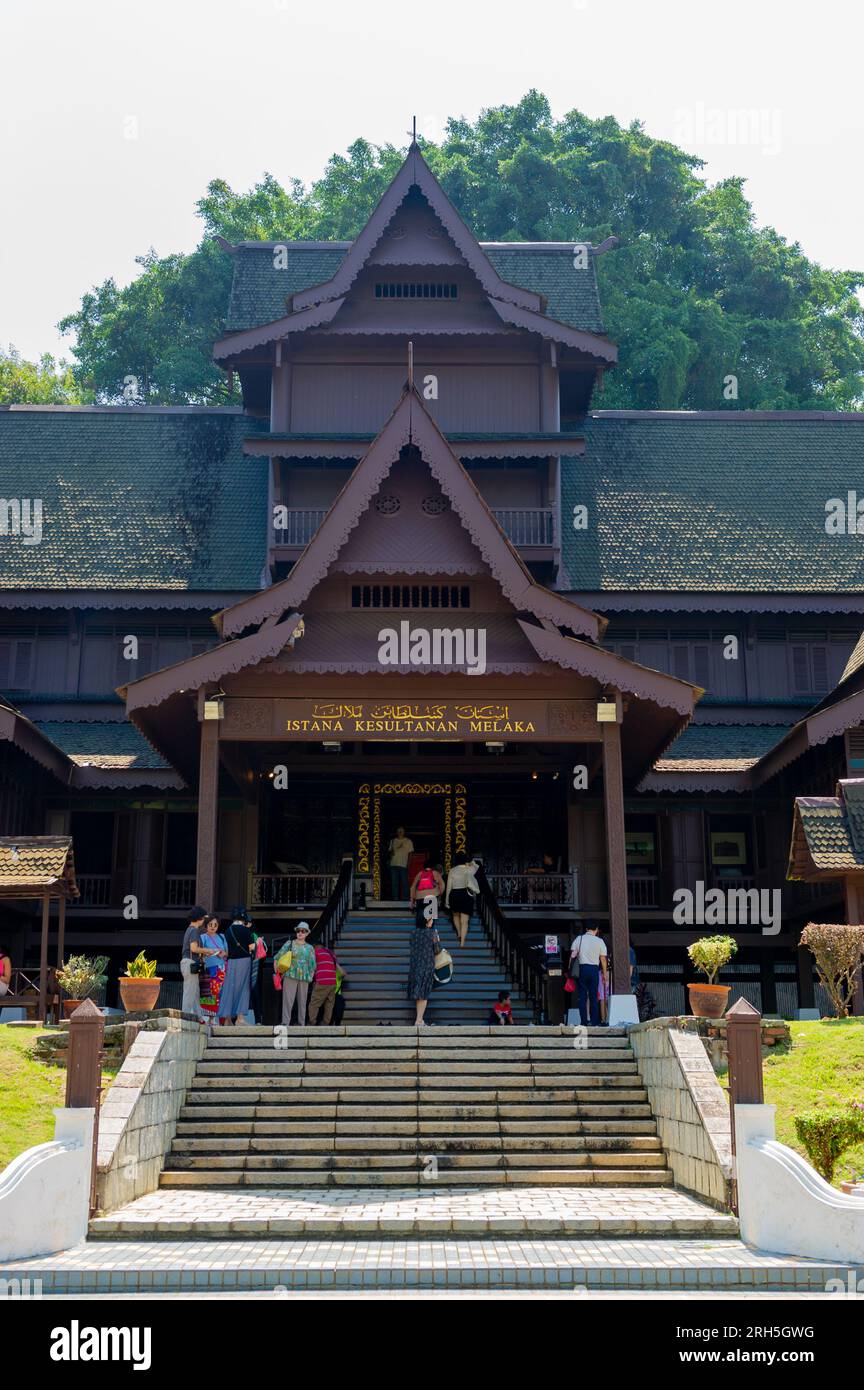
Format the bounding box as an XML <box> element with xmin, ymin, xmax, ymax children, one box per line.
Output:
<box><xmin>569</xmin><ymin>920</ymin><xmax>608</xmax><ymax>1026</ymax></box>
<box><xmin>387</xmin><ymin>827</ymin><xmax>414</xmax><ymax>901</ymax></box>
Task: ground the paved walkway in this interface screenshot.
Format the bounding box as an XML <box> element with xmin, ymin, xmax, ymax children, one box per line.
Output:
<box><xmin>1</xmin><ymin>1236</ymin><xmax>855</xmax><ymax>1293</ymax></box>
<box><xmin>89</xmin><ymin>1185</ymin><xmax>738</xmax><ymax>1238</ymax></box>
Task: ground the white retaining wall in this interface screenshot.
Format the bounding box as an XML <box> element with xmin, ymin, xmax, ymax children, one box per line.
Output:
<box><xmin>736</xmin><ymin>1104</ymin><xmax>864</xmax><ymax>1264</ymax></box>
<box><xmin>628</xmin><ymin>1017</ymin><xmax>734</xmax><ymax>1209</ymax></box>
<box><xmin>96</xmin><ymin>1016</ymin><xmax>207</xmax><ymax>1213</ymax></box>
<box><xmin>0</xmin><ymin>1109</ymin><xmax>94</xmax><ymax>1260</ymax></box>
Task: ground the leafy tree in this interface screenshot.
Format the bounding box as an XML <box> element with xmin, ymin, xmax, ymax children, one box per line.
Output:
<box><xmin>0</xmin><ymin>345</ymin><xmax>84</xmax><ymax>405</ymax></box>
<box><xmin>51</xmin><ymin>91</ymin><xmax>864</xmax><ymax>408</ymax></box>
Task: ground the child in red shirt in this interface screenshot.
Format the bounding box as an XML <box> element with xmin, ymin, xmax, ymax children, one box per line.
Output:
<box><xmin>489</xmin><ymin>990</ymin><xmax>514</xmax><ymax>1025</ymax></box>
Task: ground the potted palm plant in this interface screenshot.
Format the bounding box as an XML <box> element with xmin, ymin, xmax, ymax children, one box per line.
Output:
<box><xmin>118</xmin><ymin>950</ymin><xmax>162</xmax><ymax>1013</ymax></box>
<box><xmin>56</xmin><ymin>954</ymin><xmax>109</xmax><ymax>1017</ymax></box>
<box><xmin>687</xmin><ymin>935</ymin><xmax>738</xmax><ymax>1018</ymax></box>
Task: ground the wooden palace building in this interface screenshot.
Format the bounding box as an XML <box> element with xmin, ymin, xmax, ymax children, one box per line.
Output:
<box><xmin>2</xmin><ymin>142</ymin><xmax>864</xmax><ymax>1017</ymax></box>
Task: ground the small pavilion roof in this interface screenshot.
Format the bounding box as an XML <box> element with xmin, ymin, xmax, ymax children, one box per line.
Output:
<box><xmin>0</xmin><ymin>836</ymin><xmax>79</xmax><ymax>899</ymax></box>
<box><xmin>788</xmin><ymin>780</ymin><xmax>864</xmax><ymax>881</ymax></box>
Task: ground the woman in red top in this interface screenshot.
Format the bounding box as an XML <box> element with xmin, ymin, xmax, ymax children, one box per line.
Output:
<box><xmin>409</xmin><ymin>856</ymin><xmax>445</xmax><ymax>928</ymax></box>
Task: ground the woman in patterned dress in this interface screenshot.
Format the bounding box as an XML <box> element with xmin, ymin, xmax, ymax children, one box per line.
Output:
<box><xmin>198</xmin><ymin>917</ymin><xmax>227</xmax><ymax>1020</ymax></box>
<box><xmin>407</xmin><ymin>909</ymin><xmax>439</xmax><ymax>1027</ymax></box>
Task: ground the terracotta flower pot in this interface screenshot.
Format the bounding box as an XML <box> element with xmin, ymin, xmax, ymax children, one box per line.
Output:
<box><xmin>688</xmin><ymin>982</ymin><xmax>730</xmax><ymax>1019</ymax></box>
<box><xmin>118</xmin><ymin>976</ymin><xmax>162</xmax><ymax>1013</ymax></box>
<box><xmin>63</xmin><ymin>998</ymin><xmax>89</xmax><ymax>1018</ymax></box>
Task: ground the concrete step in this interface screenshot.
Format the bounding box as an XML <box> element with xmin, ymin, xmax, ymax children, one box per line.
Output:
<box><xmin>183</xmin><ymin>1097</ymin><xmax>653</xmax><ymax>1116</ymax></box>
<box><xmin>174</xmin><ymin>1117</ymin><xmax>663</xmax><ymax>1139</ymax></box>
<box><xmin>86</xmin><ymin>1185</ymin><xmax>740</xmax><ymax>1244</ymax></box>
<box><xmin>40</xmin><ymin>1233</ymin><xmax>854</xmax><ymax>1292</ymax></box>
<box><xmin>158</xmin><ymin>1168</ymin><xmax>675</xmax><ymax>1188</ymax></box>
<box><xmin>171</xmin><ymin>1132</ymin><xmax>662</xmax><ymax>1152</ymax></box>
<box><xmin>178</xmin><ymin>1102</ymin><xmax>653</xmax><ymax>1125</ymax></box>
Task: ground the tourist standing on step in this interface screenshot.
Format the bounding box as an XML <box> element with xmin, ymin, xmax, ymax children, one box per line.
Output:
<box><xmin>278</xmin><ymin>922</ymin><xmax>317</xmax><ymax>1026</ymax></box>
<box><xmin>180</xmin><ymin>905</ymin><xmax>213</xmax><ymax>1021</ymax></box>
<box><xmin>410</xmin><ymin>857</ymin><xmax>444</xmax><ymax>926</ymax></box>
<box><xmin>387</xmin><ymin>826</ymin><xmax>414</xmax><ymax>900</ymax></box>
<box><xmin>217</xmin><ymin>906</ymin><xmax>256</xmax><ymax>1026</ymax></box>
<box><xmin>0</xmin><ymin>944</ymin><xmax>11</xmax><ymax>997</ymax></box>
<box><xmin>444</xmin><ymin>851</ymin><xmax>480</xmax><ymax>947</ymax></box>
<box><xmin>198</xmin><ymin>916</ymin><xmax>228</xmax><ymax>1021</ymax></box>
<box><xmin>570</xmin><ymin>920</ymin><xmax>608</xmax><ymax>1028</ymax></box>
<box><xmin>407</xmin><ymin>909</ymin><xmax>439</xmax><ymax>1027</ymax></box>
<box><xmin>307</xmin><ymin>940</ymin><xmax>344</xmax><ymax>1025</ymax></box>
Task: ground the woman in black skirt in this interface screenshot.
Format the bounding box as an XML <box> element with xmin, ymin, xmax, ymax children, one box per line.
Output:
<box><xmin>407</xmin><ymin>908</ymin><xmax>439</xmax><ymax>1027</ymax></box>
<box><xmin>444</xmin><ymin>851</ymin><xmax>480</xmax><ymax>947</ymax></box>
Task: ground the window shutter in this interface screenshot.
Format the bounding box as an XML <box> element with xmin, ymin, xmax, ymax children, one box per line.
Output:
<box><xmin>692</xmin><ymin>645</ymin><xmax>711</xmax><ymax>690</ymax></box>
<box><xmin>0</xmin><ymin>641</ymin><xmax>10</xmax><ymax>686</ymax></box>
<box><xmin>672</xmin><ymin>647</ymin><xmax>690</xmax><ymax>681</ymax></box>
<box><xmin>618</xmin><ymin>644</ymin><xmax>637</xmax><ymax>662</ymax></box>
<box><xmin>791</xmin><ymin>645</ymin><xmax>810</xmax><ymax>693</ymax></box>
<box><xmin>12</xmin><ymin>641</ymin><xmax>33</xmax><ymax>688</ymax></box>
<box><xmin>811</xmin><ymin>645</ymin><xmax>829</xmax><ymax>693</ymax></box>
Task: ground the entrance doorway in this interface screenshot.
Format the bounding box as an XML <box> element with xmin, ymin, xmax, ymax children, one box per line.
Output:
<box><xmin>358</xmin><ymin>781</ymin><xmax>467</xmax><ymax>899</ymax></box>
<box><xmin>381</xmin><ymin>793</ymin><xmax>446</xmax><ymax>896</ymax></box>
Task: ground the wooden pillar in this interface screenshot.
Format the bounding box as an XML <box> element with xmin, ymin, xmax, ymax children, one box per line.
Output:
<box><xmin>270</xmin><ymin>359</ymin><xmax>292</xmax><ymax>433</ymax></box>
<box><xmin>56</xmin><ymin>894</ymin><xmax>66</xmax><ymax>969</ymax></box>
<box><xmin>759</xmin><ymin>953</ymin><xmax>777</xmax><ymax>1016</ymax></box>
<box><xmin>196</xmin><ymin>716</ymin><xmax>220</xmax><ymax>912</ymax></box>
<box><xmin>843</xmin><ymin>876</ymin><xmax>864</xmax><ymax>1016</ymax></box>
<box><xmin>602</xmin><ymin>719</ymin><xmax>630</xmax><ymax>995</ymax></box>
<box><xmin>66</xmin><ymin>997</ymin><xmax>105</xmax><ymax>1216</ymax></box>
<box><xmin>796</xmin><ymin>938</ymin><xmax>815</xmax><ymax>1010</ymax></box>
<box><xmin>727</xmin><ymin>997</ymin><xmax>764</xmax><ymax>1161</ymax></box>
<box><xmin>38</xmin><ymin>892</ymin><xmax>50</xmax><ymax>1022</ymax></box>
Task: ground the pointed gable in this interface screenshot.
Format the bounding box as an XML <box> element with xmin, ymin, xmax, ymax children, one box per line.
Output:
<box><xmin>217</xmin><ymin>387</ymin><xmax>603</xmax><ymax>642</ymax></box>
<box><xmin>291</xmin><ymin>145</ymin><xmax>542</xmax><ymax>315</ymax></box>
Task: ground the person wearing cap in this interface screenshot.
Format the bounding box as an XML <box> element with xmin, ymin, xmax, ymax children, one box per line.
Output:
<box><xmin>278</xmin><ymin>922</ymin><xmax>317</xmax><ymax>1026</ymax></box>
<box><xmin>180</xmin><ymin>905</ymin><xmax>214</xmax><ymax>1022</ymax></box>
<box><xmin>217</xmin><ymin>905</ymin><xmax>256</xmax><ymax>1026</ymax></box>
<box><xmin>308</xmin><ymin>940</ymin><xmax>345</xmax><ymax>1026</ymax></box>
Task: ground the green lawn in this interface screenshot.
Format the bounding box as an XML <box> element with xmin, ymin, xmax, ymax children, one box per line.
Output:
<box><xmin>761</xmin><ymin>1018</ymin><xmax>864</xmax><ymax>1187</ymax></box>
<box><xmin>0</xmin><ymin>1024</ymin><xmax>117</xmax><ymax>1171</ymax></box>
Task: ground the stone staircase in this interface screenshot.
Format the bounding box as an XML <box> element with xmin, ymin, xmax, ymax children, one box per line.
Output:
<box><xmin>161</xmin><ymin>1025</ymin><xmax>672</xmax><ymax>1188</ymax></box>
<box><xmin>332</xmin><ymin>910</ymin><xmax>534</xmax><ymax>1024</ymax></box>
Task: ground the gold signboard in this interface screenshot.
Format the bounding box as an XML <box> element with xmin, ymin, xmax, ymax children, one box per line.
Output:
<box><xmin>221</xmin><ymin>698</ymin><xmax>597</xmax><ymax>741</ymax></box>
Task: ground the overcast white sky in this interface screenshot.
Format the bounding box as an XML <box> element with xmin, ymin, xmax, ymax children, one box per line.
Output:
<box><xmin>1</xmin><ymin>0</ymin><xmax>862</xmax><ymax>362</ymax></box>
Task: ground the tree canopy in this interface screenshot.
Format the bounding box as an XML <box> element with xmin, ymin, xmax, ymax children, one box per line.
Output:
<box><xmin>53</xmin><ymin>92</ymin><xmax>864</xmax><ymax>409</ymax></box>
<box><xmin>0</xmin><ymin>346</ymin><xmax>82</xmax><ymax>406</ymax></box>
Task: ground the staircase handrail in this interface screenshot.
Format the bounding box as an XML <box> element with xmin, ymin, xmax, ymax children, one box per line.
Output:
<box><xmin>270</xmin><ymin>856</ymin><xmax>354</xmax><ymax>959</ymax></box>
<box><xmin>474</xmin><ymin>864</ymin><xmax>549</xmax><ymax>1022</ymax></box>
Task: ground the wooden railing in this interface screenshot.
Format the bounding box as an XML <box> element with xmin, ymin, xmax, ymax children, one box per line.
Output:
<box><xmin>273</xmin><ymin>507</ymin><xmax>556</xmax><ymax>550</ymax></box>
<box><xmin>270</xmin><ymin>857</ymin><xmax>354</xmax><ymax>961</ymax></box>
<box><xmin>250</xmin><ymin>873</ymin><xmax>338</xmax><ymax>907</ymax></box>
<box><xmin>486</xmin><ymin>871</ymin><xmax>578</xmax><ymax>909</ymax></box>
<box><xmin>475</xmin><ymin>865</ymin><xmax>549</xmax><ymax>1023</ymax></box>
<box><xmin>627</xmin><ymin>874</ymin><xmax>659</xmax><ymax>908</ymax></box>
<box><xmin>273</xmin><ymin>509</ymin><xmax>327</xmax><ymax>547</ymax></box>
<box><xmin>164</xmin><ymin>875</ymin><xmax>196</xmax><ymax>907</ymax></box>
<box><xmin>70</xmin><ymin>874</ymin><xmax>112</xmax><ymax>907</ymax></box>
<box><xmin>493</xmin><ymin>507</ymin><xmax>556</xmax><ymax>547</ymax></box>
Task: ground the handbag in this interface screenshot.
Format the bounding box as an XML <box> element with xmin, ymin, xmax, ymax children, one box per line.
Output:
<box><xmin>564</xmin><ymin>977</ymin><xmax>576</xmax><ymax>994</ymax></box>
<box><xmin>275</xmin><ymin>948</ymin><xmax>293</xmax><ymax>975</ymax></box>
<box><xmin>569</xmin><ymin>935</ymin><xmax>583</xmax><ymax>981</ymax></box>
<box><xmin>433</xmin><ymin>947</ymin><xmax>453</xmax><ymax>986</ymax></box>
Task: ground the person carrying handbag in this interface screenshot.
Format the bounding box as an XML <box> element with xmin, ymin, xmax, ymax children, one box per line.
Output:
<box><xmin>569</xmin><ymin>919</ymin><xmax>607</xmax><ymax>1027</ymax></box>
<box><xmin>276</xmin><ymin>922</ymin><xmax>317</xmax><ymax>1026</ymax></box>
<box><xmin>407</xmin><ymin>906</ymin><xmax>439</xmax><ymax>1027</ymax></box>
